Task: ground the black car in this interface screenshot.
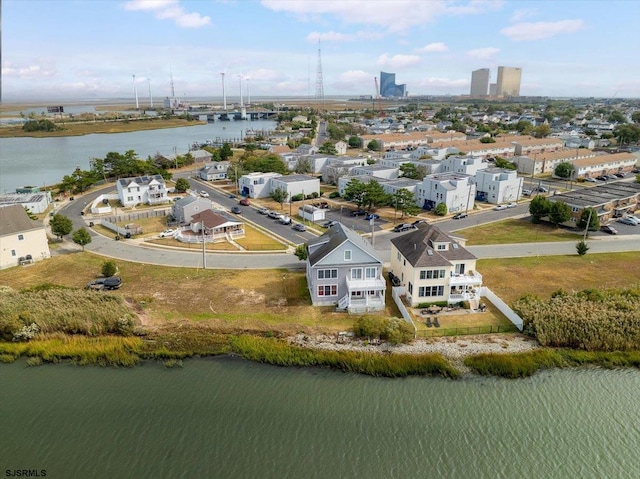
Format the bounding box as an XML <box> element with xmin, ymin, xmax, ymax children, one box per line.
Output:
<box><xmin>322</xmin><ymin>220</ymin><xmax>338</xmax><ymax>228</ymax></box>
<box><xmin>103</xmin><ymin>277</ymin><xmax>122</xmax><ymax>290</ymax></box>
<box><xmin>350</xmin><ymin>209</ymin><xmax>366</xmax><ymax>217</ymax></box>
<box><xmin>600</xmin><ymin>225</ymin><xmax>618</xmax><ymax>235</ymax></box>
<box><xmin>411</xmin><ymin>219</ymin><xmax>426</xmax><ymax>226</ymax></box>
<box><xmin>392</xmin><ymin>224</ymin><xmax>415</xmax><ymax>232</ymax></box>
<box><xmin>387</xmin><ymin>272</ymin><xmax>401</xmax><ymax>287</ymax></box>
<box><xmin>231</xmin><ymin>206</ymin><xmax>242</xmax><ymax>214</ymax></box>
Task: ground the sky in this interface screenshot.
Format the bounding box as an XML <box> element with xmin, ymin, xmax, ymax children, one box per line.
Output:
<box><xmin>2</xmin><ymin>0</ymin><xmax>640</xmax><ymax>101</ymax></box>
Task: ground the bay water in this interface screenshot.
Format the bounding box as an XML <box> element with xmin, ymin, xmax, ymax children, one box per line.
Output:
<box><xmin>2</xmin><ymin>359</ymin><xmax>639</xmax><ymax>479</ymax></box>
<box><xmin>0</xmin><ymin>119</ymin><xmax>276</xmax><ymax>194</ymax></box>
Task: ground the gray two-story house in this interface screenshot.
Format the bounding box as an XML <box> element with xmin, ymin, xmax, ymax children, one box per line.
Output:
<box><xmin>306</xmin><ymin>223</ymin><xmax>386</xmax><ymax>313</ymax></box>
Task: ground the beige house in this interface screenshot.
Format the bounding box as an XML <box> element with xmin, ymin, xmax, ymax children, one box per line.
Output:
<box><xmin>0</xmin><ymin>205</ymin><xmax>51</xmax><ymax>270</ymax></box>
<box><xmin>390</xmin><ymin>224</ymin><xmax>482</xmax><ymax>308</ymax></box>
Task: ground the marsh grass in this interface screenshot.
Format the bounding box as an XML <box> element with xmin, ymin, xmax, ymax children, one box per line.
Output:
<box><xmin>229</xmin><ymin>335</ymin><xmax>460</xmax><ymax>378</ymax></box>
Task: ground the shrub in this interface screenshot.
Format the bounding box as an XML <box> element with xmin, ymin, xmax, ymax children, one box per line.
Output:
<box><xmin>434</xmin><ymin>202</ymin><xmax>448</xmax><ymax>216</ymax></box>
<box><xmin>353</xmin><ymin>316</ymin><xmax>413</xmax><ymax>344</ymax></box>
<box><xmin>101</xmin><ymin>260</ymin><xmax>117</xmax><ymax>278</ymax></box>
<box><xmin>13</xmin><ymin>323</ymin><xmax>40</xmax><ymax>342</ymax></box>
<box><xmin>291</xmin><ymin>194</ymin><xmax>303</xmax><ymax>202</ymax></box>
<box><xmin>328</xmin><ymin>192</ymin><xmax>340</xmax><ymax>198</ymax></box>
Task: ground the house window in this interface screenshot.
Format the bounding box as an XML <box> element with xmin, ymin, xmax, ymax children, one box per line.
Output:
<box><xmin>455</xmin><ymin>264</ymin><xmax>466</xmax><ymax>274</ymax></box>
<box><xmin>317</xmin><ymin>285</ymin><xmax>337</xmax><ymax>297</ymax></box>
<box><xmin>419</xmin><ymin>286</ymin><xmax>444</xmax><ymax>297</ymax></box>
<box><xmin>419</xmin><ymin>269</ymin><xmax>445</xmax><ymax>280</ymax></box>
<box><xmin>437</xmin><ymin>244</ymin><xmax>446</xmax><ymax>250</ymax></box>
<box><xmin>317</xmin><ymin>269</ymin><xmax>338</xmax><ymax>279</ymax></box>
<box><xmin>408</xmin><ymin>282</ymin><xmax>413</xmax><ymax>294</ymax></box>
<box><xmin>397</xmin><ymin>252</ymin><xmax>401</xmax><ymax>261</ymax></box>
<box><xmin>11</xmin><ymin>250</ymin><xmax>16</xmax><ymax>257</ymax></box>
<box><xmin>18</xmin><ymin>234</ymin><xmax>24</xmax><ymax>241</ymax></box>
<box><xmin>365</xmin><ymin>267</ymin><xmax>377</xmax><ymax>279</ymax></box>
<box><xmin>344</xmin><ymin>250</ymin><xmax>352</xmax><ymax>261</ymax></box>
<box><xmin>351</xmin><ymin>268</ymin><xmax>363</xmax><ymax>280</ymax></box>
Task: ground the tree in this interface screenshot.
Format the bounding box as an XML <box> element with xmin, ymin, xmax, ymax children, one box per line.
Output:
<box><xmin>533</xmin><ymin>124</ymin><xmax>551</xmax><ymax>138</ymax></box>
<box><xmin>632</xmin><ymin>111</ymin><xmax>640</xmax><ymax>124</ymax></box>
<box><xmin>270</xmin><ymin>187</ymin><xmax>288</xmax><ymax>209</ymax></box>
<box><xmin>343</xmin><ymin>179</ymin><xmax>367</xmax><ymax>208</ymax></box>
<box><xmin>174</xmin><ymin>178</ymin><xmax>190</xmax><ymax>193</ymax></box>
<box><xmin>529</xmin><ymin>195</ymin><xmax>550</xmax><ymax>223</ymax></box>
<box><xmin>72</xmin><ymin>228</ymin><xmax>92</xmax><ymax>251</ymax></box>
<box><xmin>399</xmin><ymin>163</ymin><xmax>427</xmax><ymax>180</ymax></box>
<box><xmin>50</xmin><ymin>214</ymin><xmax>73</xmax><ymax>240</ymax></box>
<box><xmin>101</xmin><ymin>260</ymin><xmax>117</xmax><ymax>278</ymax></box>
<box><xmin>318</xmin><ymin>142</ymin><xmax>337</xmax><ymax>155</ymax></box>
<box><xmin>577</xmin><ymin>207</ymin><xmax>600</xmax><ymax>232</ymax></box>
<box><xmin>608</xmin><ymin>111</ymin><xmax>626</xmax><ymax>124</ymax></box>
<box><xmin>548</xmin><ymin>201</ymin><xmax>571</xmax><ymax>226</ymax></box>
<box><xmin>348</xmin><ymin>136</ymin><xmax>362</xmax><ymax>148</ymax></box>
<box><xmin>614</xmin><ymin>124</ymin><xmax>640</xmax><ymax>145</ymax></box>
<box><xmin>576</xmin><ymin>240</ymin><xmax>589</xmax><ymax>256</ymax></box>
<box><xmin>393</xmin><ymin>189</ymin><xmax>420</xmax><ymax>218</ymax></box>
<box><xmin>434</xmin><ymin>202</ymin><xmax>448</xmax><ymax>216</ymax></box>
<box><xmin>515</xmin><ymin>120</ymin><xmax>533</xmax><ymax>135</ymax></box>
<box><xmin>362</xmin><ymin>181</ymin><xmax>390</xmax><ymax>211</ymax></box>
<box><xmin>554</xmin><ymin>161</ymin><xmax>575</xmax><ymax>179</ymax></box>
<box><xmin>294</xmin><ymin>244</ymin><xmax>308</xmax><ymax>261</ymax></box>
<box><xmin>294</xmin><ymin>157</ymin><xmax>312</xmax><ymax>174</ymax></box>
<box><xmin>220</xmin><ymin>142</ymin><xmax>233</xmax><ymax>161</ymax></box>
<box><xmin>479</xmin><ymin>136</ymin><xmax>496</xmax><ymax>143</ymax></box>
<box><xmin>494</xmin><ymin>157</ymin><xmax>517</xmax><ymax>170</ymax></box>
<box><xmin>367</xmin><ymin>140</ymin><xmax>380</xmax><ymax>151</ymax></box>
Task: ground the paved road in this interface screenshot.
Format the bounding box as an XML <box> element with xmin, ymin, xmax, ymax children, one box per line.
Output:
<box><xmin>57</xmin><ymin>183</ymin><xmax>640</xmax><ymax>270</ymax></box>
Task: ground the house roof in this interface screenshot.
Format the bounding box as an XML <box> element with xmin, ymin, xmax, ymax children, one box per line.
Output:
<box><xmin>190</xmin><ymin>209</ymin><xmax>241</xmax><ymax>229</ymax></box>
<box><xmin>118</xmin><ymin>174</ymin><xmax>165</xmax><ymax>187</ymax></box>
<box><xmin>390</xmin><ymin>223</ymin><xmax>476</xmax><ymax>267</ymax></box>
<box><xmin>0</xmin><ymin>204</ymin><xmax>43</xmax><ymax>236</ymax></box>
<box><xmin>272</xmin><ymin>174</ymin><xmax>318</xmax><ymax>183</ymax></box>
<box><xmin>307</xmin><ymin>222</ymin><xmax>381</xmax><ymax>267</ymax></box>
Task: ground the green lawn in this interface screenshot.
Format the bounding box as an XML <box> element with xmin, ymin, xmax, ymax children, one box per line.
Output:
<box><xmin>458</xmin><ymin>218</ymin><xmax>581</xmax><ymax>245</ymax></box>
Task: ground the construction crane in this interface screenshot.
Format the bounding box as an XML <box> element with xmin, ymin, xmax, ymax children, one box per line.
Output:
<box><xmin>373</xmin><ymin>77</ymin><xmax>383</xmax><ymax>117</ymax></box>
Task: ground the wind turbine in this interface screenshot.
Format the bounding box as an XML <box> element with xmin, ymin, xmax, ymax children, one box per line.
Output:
<box><xmin>132</xmin><ymin>74</ymin><xmax>139</xmax><ymax>110</ymax></box>
<box><xmin>147</xmin><ymin>77</ymin><xmax>153</xmax><ymax>108</ymax></box>
<box><xmin>238</xmin><ymin>74</ymin><xmax>244</xmax><ymax>107</ymax></box>
<box><xmin>220</xmin><ymin>71</ymin><xmax>227</xmax><ymax>110</ymax></box>
<box><xmin>245</xmin><ymin>76</ymin><xmax>251</xmax><ymax>106</ymax></box>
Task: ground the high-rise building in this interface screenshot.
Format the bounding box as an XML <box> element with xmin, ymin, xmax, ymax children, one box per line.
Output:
<box><xmin>489</xmin><ymin>83</ymin><xmax>497</xmax><ymax>96</ymax></box>
<box><xmin>496</xmin><ymin>66</ymin><xmax>522</xmax><ymax>97</ymax></box>
<box><xmin>379</xmin><ymin>71</ymin><xmax>406</xmax><ymax>98</ymax></box>
<box><xmin>470</xmin><ymin>68</ymin><xmax>490</xmax><ymax>96</ymax></box>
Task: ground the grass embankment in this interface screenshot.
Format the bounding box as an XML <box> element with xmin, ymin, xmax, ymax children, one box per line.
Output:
<box><xmin>0</xmin><ymin>118</ymin><xmax>204</xmax><ymax>138</ymax></box>
<box><xmin>464</xmin><ymin>349</ymin><xmax>640</xmax><ymax>379</ymax></box>
<box><xmin>459</xmin><ymin>218</ymin><xmax>580</xmax><ymax>245</ymax></box>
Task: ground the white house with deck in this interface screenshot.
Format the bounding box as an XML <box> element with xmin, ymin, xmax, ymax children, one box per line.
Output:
<box><xmin>116</xmin><ymin>175</ymin><xmax>169</xmax><ymax>207</ymax></box>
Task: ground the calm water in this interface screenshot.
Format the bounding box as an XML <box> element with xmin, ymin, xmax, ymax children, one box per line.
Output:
<box><xmin>1</xmin><ymin>359</ymin><xmax>639</xmax><ymax>479</ymax></box>
<box><xmin>0</xmin><ymin>119</ymin><xmax>276</xmax><ymax>193</ymax></box>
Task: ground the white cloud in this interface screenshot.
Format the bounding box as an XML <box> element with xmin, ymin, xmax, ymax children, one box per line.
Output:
<box><xmin>2</xmin><ymin>62</ymin><xmax>56</xmax><ymax>78</ymax></box>
<box><xmin>261</xmin><ymin>0</ymin><xmax>501</xmax><ymax>33</ymax></box>
<box><xmin>501</xmin><ymin>19</ymin><xmax>584</xmax><ymax>41</ymax></box>
<box><xmin>417</xmin><ymin>42</ymin><xmax>448</xmax><ymax>53</ymax></box>
<box><xmin>377</xmin><ymin>54</ymin><xmax>421</xmax><ymax>69</ymax></box>
<box><xmin>332</xmin><ymin>70</ymin><xmax>372</xmax><ymax>91</ymax></box>
<box><xmin>466</xmin><ymin>47</ymin><xmax>499</xmax><ymax>60</ymax></box>
<box><xmin>306</xmin><ymin>31</ymin><xmax>382</xmax><ymax>42</ymax></box>
<box><xmin>510</xmin><ymin>8</ymin><xmax>537</xmax><ymax>23</ymax></box>
<box><xmin>414</xmin><ymin>77</ymin><xmax>469</xmax><ymax>93</ymax></box>
<box><xmin>123</xmin><ymin>0</ymin><xmax>211</xmax><ymax>28</ymax></box>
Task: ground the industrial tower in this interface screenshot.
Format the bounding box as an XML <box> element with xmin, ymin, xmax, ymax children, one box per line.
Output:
<box><xmin>315</xmin><ymin>42</ymin><xmax>324</xmax><ymax>108</ymax></box>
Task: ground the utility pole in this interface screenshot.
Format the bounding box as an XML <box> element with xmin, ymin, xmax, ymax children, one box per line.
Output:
<box><xmin>202</xmin><ymin>225</ymin><xmax>206</xmax><ymax>269</ymax></box>
<box><xmin>583</xmin><ymin>208</ymin><xmax>593</xmax><ymax>241</ymax></box>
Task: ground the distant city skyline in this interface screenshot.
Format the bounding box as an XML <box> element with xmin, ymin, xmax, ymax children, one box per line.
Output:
<box><xmin>2</xmin><ymin>0</ymin><xmax>640</xmax><ymax>100</ymax></box>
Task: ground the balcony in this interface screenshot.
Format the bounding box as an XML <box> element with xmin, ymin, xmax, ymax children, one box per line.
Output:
<box><xmin>345</xmin><ymin>276</ymin><xmax>386</xmax><ymax>291</ymax></box>
<box><xmin>449</xmin><ymin>271</ymin><xmax>483</xmax><ymax>287</ymax></box>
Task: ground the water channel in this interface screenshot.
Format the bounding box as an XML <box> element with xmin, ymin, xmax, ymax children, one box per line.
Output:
<box><xmin>2</xmin><ymin>359</ymin><xmax>639</xmax><ymax>479</ymax></box>
<box><xmin>0</xmin><ymin>119</ymin><xmax>276</xmax><ymax>194</ymax></box>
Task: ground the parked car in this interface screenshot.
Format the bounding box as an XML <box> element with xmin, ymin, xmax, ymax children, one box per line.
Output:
<box><xmin>607</xmin><ymin>175</ymin><xmax>618</xmax><ymax>180</ymax></box>
<box><xmin>506</xmin><ymin>202</ymin><xmax>518</xmax><ymax>208</ymax></box>
<box><xmin>615</xmin><ymin>173</ymin><xmax>626</xmax><ymax>178</ymax></box>
<box><xmin>493</xmin><ymin>204</ymin><xmax>508</xmax><ymax>211</ymax></box>
<box><xmin>279</xmin><ymin>215</ymin><xmax>292</xmax><ymax>225</ymax></box>
<box><xmin>596</xmin><ymin>176</ymin><xmax>608</xmax><ymax>181</ymax></box>
<box><xmin>322</xmin><ymin>220</ymin><xmax>338</xmax><ymax>228</ymax></box>
<box><xmin>239</xmin><ymin>198</ymin><xmax>250</xmax><ymax>206</ymax></box>
<box><xmin>200</xmin><ymin>191</ymin><xmax>210</xmax><ymax>198</ymax></box>
<box><xmin>103</xmin><ymin>276</ymin><xmax>122</xmax><ymax>290</ymax></box>
<box><xmin>534</xmin><ymin>186</ymin><xmax>548</xmax><ymax>193</ymax></box>
<box><xmin>600</xmin><ymin>225</ymin><xmax>618</xmax><ymax>235</ymax></box>
<box><xmin>267</xmin><ymin>210</ymin><xmax>281</xmax><ymax>219</ymax></box>
<box><xmin>159</xmin><ymin>229</ymin><xmax>175</xmax><ymax>237</ymax></box>
<box><xmin>585</xmin><ymin>177</ymin><xmax>598</xmax><ymax>183</ymax></box>
<box><xmin>364</xmin><ymin>213</ymin><xmax>380</xmax><ymax>221</ymax></box>
<box><xmin>625</xmin><ymin>215</ymin><xmax>640</xmax><ymax>225</ymax></box>
<box><xmin>453</xmin><ymin>212</ymin><xmax>468</xmax><ymax>220</ymax></box>
<box><xmin>411</xmin><ymin>219</ymin><xmax>426</xmax><ymax>226</ymax></box>
<box><xmin>617</xmin><ymin>217</ymin><xmax>638</xmax><ymax>226</ymax></box>
<box><xmin>85</xmin><ymin>278</ymin><xmax>106</xmax><ymax>290</ymax></box>
<box><xmin>522</xmin><ymin>189</ymin><xmax>532</xmax><ymax>196</ymax></box>
<box><xmin>228</xmin><ymin>194</ymin><xmax>237</xmax><ymax>199</ymax></box>
<box><xmin>350</xmin><ymin>209</ymin><xmax>366</xmax><ymax>217</ymax></box>
<box><xmin>292</xmin><ymin>223</ymin><xmax>306</xmax><ymax>232</ymax></box>
<box><xmin>392</xmin><ymin>224</ymin><xmax>415</xmax><ymax>233</ymax></box>
<box><xmin>257</xmin><ymin>207</ymin><xmax>269</xmax><ymax>215</ymax></box>
<box><xmin>387</xmin><ymin>271</ymin><xmax>401</xmax><ymax>287</ymax></box>
<box><xmin>231</xmin><ymin>206</ymin><xmax>242</xmax><ymax>214</ymax></box>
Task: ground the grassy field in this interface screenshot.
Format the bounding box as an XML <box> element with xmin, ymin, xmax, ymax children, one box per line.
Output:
<box><xmin>0</xmin><ymin>118</ymin><xmax>204</xmax><ymax>138</ymax></box>
<box><xmin>458</xmin><ymin>218</ymin><xmax>581</xmax><ymax>245</ymax></box>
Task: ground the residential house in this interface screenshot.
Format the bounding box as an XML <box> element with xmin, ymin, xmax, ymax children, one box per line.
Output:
<box><xmin>417</xmin><ymin>173</ymin><xmax>476</xmax><ymax>212</ymax></box>
<box><xmin>269</xmin><ymin>174</ymin><xmax>320</xmax><ymax>200</ymax></box>
<box><xmin>171</xmin><ymin>196</ymin><xmax>214</xmax><ymax>224</ymax></box>
<box><xmin>571</xmin><ymin>152</ymin><xmax>637</xmax><ymax>179</ymax></box>
<box><xmin>190</xmin><ymin>149</ymin><xmax>214</xmax><ymax>163</ymax></box>
<box><xmin>179</xmin><ymin>209</ymin><xmax>244</xmax><ymax>243</ymax></box>
<box><xmin>350</xmin><ymin>164</ymin><xmax>399</xmax><ymax>180</ymax></box>
<box><xmin>239</xmin><ymin>172</ymin><xmax>283</xmax><ymax>198</ymax></box>
<box><xmin>512</xmin><ymin>149</ymin><xmax>596</xmax><ymax>176</ymax></box>
<box><xmin>334</xmin><ymin>141</ymin><xmax>348</xmax><ymax>155</ymax></box>
<box><xmin>0</xmin><ymin>204</ymin><xmax>51</xmax><ymax>269</ymax></box>
<box><xmin>116</xmin><ymin>175</ymin><xmax>169</xmax><ymax>207</ymax></box>
<box><xmin>389</xmin><ymin>224</ymin><xmax>482</xmax><ymax>307</ymax></box>
<box><xmin>0</xmin><ymin>191</ymin><xmax>52</xmax><ymax>214</ymax></box>
<box><xmin>322</xmin><ymin>157</ymin><xmax>368</xmax><ymax>184</ymax></box>
<box><xmin>198</xmin><ymin>162</ymin><xmax>230</xmax><ymax>181</ymax></box>
<box><xmin>439</xmin><ymin>155</ymin><xmax>488</xmax><ymax>176</ymax></box>
<box><xmin>306</xmin><ymin>223</ymin><xmax>386</xmax><ymax>313</ymax></box>
<box><xmin>475</xmin><ymin>168</ymin><xmax>523</xmax><ymax>203</ymax></box>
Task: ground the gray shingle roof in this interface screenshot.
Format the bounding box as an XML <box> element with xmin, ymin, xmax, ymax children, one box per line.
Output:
<box><xmin>0</xmin><ymin>204</ymin><xmax>42</xmax><ymax>236</ymax></box>
<box><xmin>390</xmin><ymin>223</ymin><xmax>476</xmax><ymax>267</ymax></box>
<box><xmin>307</xmin><ymin>222</ymin><xmax>381</xmax><ymax>267</ymax></box>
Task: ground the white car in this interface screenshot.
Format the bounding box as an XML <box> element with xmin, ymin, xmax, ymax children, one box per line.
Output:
<box><xmin>200</xmin><ymin>191</ymin><xmax>210</xmax><ymax>198</ymax></box>
<box><xmin>279</xmin><ymin>215</ymin><xmax>292</xmax><ymax>225</ymax></box>
<box><xmin>506</xmin><ymin>202</ymin><xmax>517</xmax><ymax>208</ymax></box>
<box><xmin>624</xmin><ymin>215</ymin><xmax>640</xmax><ymax>225</ymax></box>
<box><xmin>585</xmin><ymin>177</ymin><xmax>598</xmax><ymax>183</ymax></box>
<box><xmin>493</xmin><ymin>205</ymin><xmax>508</xmax><ymax>211</ymax></box>
<box><xmin>159</xmin><ymin>229</ymin><xmax>175</xmax><ymax>237</ymax></box>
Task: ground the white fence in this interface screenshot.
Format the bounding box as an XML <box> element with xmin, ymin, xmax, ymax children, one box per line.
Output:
<box><xmin>479</xmin><ymin>286</ymin><xmax>523</xmax><ymax>331</ymax></box>
<box><xmin>391</xmin><ymin>286</ymin><xmax>417</xmax><ymax>338</ymax></box>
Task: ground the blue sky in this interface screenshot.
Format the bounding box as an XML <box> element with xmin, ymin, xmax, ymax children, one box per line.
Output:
<box><xmin>3</xmin><ymin>0</ymin><xmax>639</xmax><ymax>100</ymax></box>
